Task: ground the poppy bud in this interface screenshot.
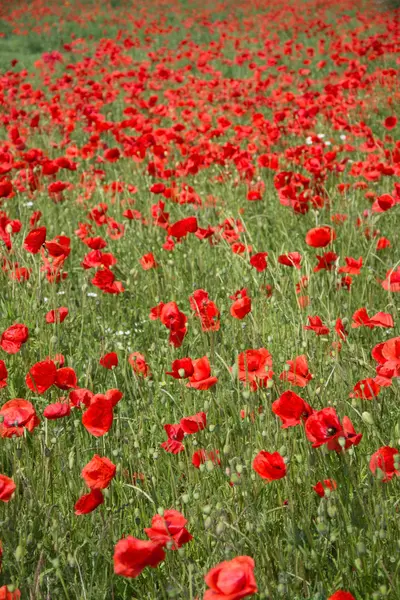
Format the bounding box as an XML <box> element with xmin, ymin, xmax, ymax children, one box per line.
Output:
<box><xmin>181</xmin><ymin>494</ymin><xmax>189</xmax><ymax>504</ymax></box>
<box><xmin>361</xmin><ymin>411</ymin><xmax>374</xmax><ymax>425</ymax></box>
<box><xmin>215</xmin><ymin>522</ymin><xmax>225</xmax><ymax>535</ymax></box>
<box><xmin>15</xmin><ymin>546</ymin><xmax>23</xmax><ymax>561</ymax></box>
<box><xmin>379</xmin><ymin>585</ymin><xmax>388</xmax><ymax>595</ymax></box>
<box><xmin>317</xmin><ymin>522</ymin><xmax>328</xmax><ymax>535</ymax></box>
<box><xmin>356</xmin><ymin>542</ymin><xmax>366</xmax><ymax>555</ymax></box>
<box><xmin>206</xmin><ymin>460</ymin><xmax>214</xmax><ymax>472</ymax></box>
<box><xmin>204</xmin><ymin>517</ymin><xmax>212</xmax><ymax>530</ymax></box>
<box><xmin>327</xmin><ymin>504</ymin><xmax>337</xmax><ymax>518</ymax></box>
<box><xmin>202</xmin><ymin>505</ymin><xmax>212</xmax><ymax>515</ymax></box>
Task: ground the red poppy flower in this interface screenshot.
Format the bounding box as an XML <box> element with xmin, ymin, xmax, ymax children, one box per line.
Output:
<box><xmin>237</xmin><ymin>348</ymin><xmax>273</xmax><ymax>391</ymax></box>
<box><xmin>23</xmin><ymin>226</ymin><xmax>46</xmax><ymax>254</ymax></box>
<box><xmin>83</xmin><ymin>237</ymin><xmax>107</xmax><ymax>250</ymax></box>
<box><xmin>55</xmin><ymin>367</ymin><xmax>77</xmax><ymax>390</ymax></box>
<box><xmin>232</xmin><ymin>243</ymin><xmax>252</xmax><ymax>256</ymax></box>
<box><xmin>372</xmin><ymin>194</ymin><xmax>395</xmax><ymax>213</ymax></box>
<box><xmin>338</xmin><ymin>256</ymin><xmax>362</xmax><ymax>275</ymax></box>
<box><xmin>328</xmin><ymin>592</ymin><xmax>355</xmax><ymax>600</ymax></box>
<box><xmin>192</xmin><ymin>449</ymin><xmax>220</xmax><ymax>469</ymax></box>
<box><xmin>168</xmin><ymin>216</ymin><xmax>198</xmax><ymax>239</ymax></box>
<box><xmin>0</xmin><ymin>475</ymin><xmax>16</xmax><ymax>502</ymax></box>
<box><xmin>81</xmin><ymin>455</ymin><xmax>116</xmax><ymax>489</ymax></box>
<box><xmin>313</xmin><ymin>479</ymin><xmax>337</xmax><ymax>497</ymax></box>
<box><xmin>26</xmin><ymin>359</ymin><xmax>57</xmax><ymax>394</ymax></box>
<box><xmin>335</xmin><ymin>318</ymin><xmax>348</xmax><ymax>340</ymax></box>
<box><xmin>381</xmin><ymin>266</ymin><xmax>400</xmax><ymax>292</ymax></box>
<box><xmin>189</xmin><ymin>289</ymin><xmax>220</xmax><ymax>331</ymax></box>
<box><xmin>253</xmin><ymin>451</ymin><xmax>286</xmax><ymax>481</ymax></box>
<box><xmin>338</xmin><ymin>276</ymin><xmax>352</xmax><ymax>291</ymax></box>
<box><xmin>74</xmin><ymin>489</ymin><xmax>104</xmax><ymax>515</ymax></box>
<box><xmin>204</xmin><ymin>555</ymin><xmax>257</xmax><ymax>600</ymax></box>
<box><xmin>0</xmin><ymin>398</ymin><xmax>39</xmax><ymax>437</ymax></box>
<box><xmin>230</xmin><ymin>289</ymin><xmax>252</xmax><ymax>320</ymax></box>
<box><xmin>371</xmin><ymin>336</ymin><xmax>400</xmax><ymax>386</ymax></box>
<box><xmin>272</xmin><ymin>390</ymin><xmax>313</xmax><ymax>428</ymax></box>
<box><xmin>314</xmin><ymin>252</ymin><xmax>338</xmax><ymax>272</ymax></box>
<box><xmin>82</xmin><ymin>395</ymin><xmax>113</xmax><ymax>437</ymax></box>
<box><xmin>82</xmin><ymin>250</ymin><xmax>116</xmax><ymax>270</ymax></box>
<box><xmin>250</xmin><ymin>252</ymin><xmax>268</xmax><ymax>272</ymax></box>
<box><xmin>0</xmin><ymin>585</ymin><xmax>21</xmax><ymax>599</ymax></box>
<box><xmin>151</xmin><ymin>302</ymin><xmax>187</xmax><ymax>348</ymax></box>
<box><xmin>0</xmin><ymin>324</ymin><xmax>29</xmax><ymax>354</ymax></box>
<box><xmin>0</xmin><ymin>398</ymin><xmax>34</xmax><ymax>427</ymax></box>
<box><xmin>383</xmin><ymin>116</ymin><xmax>397</xmax><ymax>130</ymax></box>
<box><xmin>305</xmin><ymin>407</ymin><xmax>362</xmax><ymax>452</ymax></box>
<box><xmin>150</xmin><ymin>183</ymin><xmax>166</xmax><ymax>194</ymax></box>
<box><xmin>92</xmin><ymin>267</ymin><xmax>124</xmax><ymax>294</ymax></box>
<box><xmin>180</xmin><ymin>412</ymin><xmax>206</xmax><ymax>434</ymax></box>
<box><xmin>186</xmin><ymin>357</ymin><xmax>218</xmax><ymax>390</ymax></box>
<box><xmin>166</xmin><ymin>358</ymin><xmax>194</xmax><ymax>379</ymax></box>
<box><xmin>105</xmin><ymin>388</ymin><xmax>123</xmax><ymax>407</ymax></box>
<box><xmin>45</xmin><ymin>235</ymin><xmax>70</xmax><ymax>259</ymax></box>
<box><xmin>114</xmin><ymin>537</ymin><xmax>165</xmax><ymax>578</ymax></box>
<box><xmin>45</xmin><ymin>307</ymin><xmax>68</xmax><ymax>324</ymax></box>
<box><xmin>279</xmin><ymin>354</ymin><xmax>312</xmax><ymax>387</ymax></box>
<box><xmin>161</xmin><ymin>423</ymin><xmax>185</xmax><ymax>454</ymax></box>
<box><xmin>161</xmin><ymin>439</ymin><xmax>185</xmax><ymax>454</ymax></box>
<box><xmin>303</xmin><ymin>316</ymin><xmax>330</xmax><ymax>335</ymax></box>
<box><xmin>278</xmin><ymin>252</ymin><xmax>302</xmax><ymax>269</ymax></box>
<box><xmin>376</xmin><ymin>237</ymin><xmax>391</xmax><ymax>250</ymax></box>
<box><xmin>104</xmin><ymin>148</ymin><xmax>120</xmax><ymax>162</ymax></box>
<box><xmin>305</xmin><ymin>226</ymin><xmax>336</xmax><ymax>248</ymax></box>
<box><xmin>144</xmin><ymin>509</ymin><xmax>193</xmax><ymax>549</ymax></box>
<box><xmin>369</xmin><ymin>446</ymin><xmax>400</xmax><ymax>482</ymax></box>
<box><xmin>43</xmin><ymin>402</ymin><xmax>71</xmax><ymax>420</ymax></box>
<box><xmin>0</xmin><ymin>360</ymin><xmax>7</xmax><ymax>388</ymax></box>
<box><xmin>128</xmin><ymin>352</ymin><xmax>150</xmax><ymax>377</ymax></box>
<box><xmin>99</xmin><ymin>352</ymin><xmax>118</xmax><ymax>370</ymax></box>
<box><xmin>352</xmin><ymin>308</ymin><xmax>394</xmax><ymax>329</ymax></box>
<box><xmin>139</xmin><ymin>252</ymin><xmax>158</xmax><ymax>270</ymax></box>
<box><xmin>350</xmin><ymin>378</ymin><xmax>380</xmax><ymax>400</ymax></box>
<box><xmin>69</xmin><ymin>388</ymin><xmax>94</xmax><ymax>408</ymax></box>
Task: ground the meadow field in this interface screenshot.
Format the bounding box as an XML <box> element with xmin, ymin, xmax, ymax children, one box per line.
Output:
<box><xmin>0</xmin><ymin>0</ymin><xmax>399</xmax><ymax>598</ymax></box>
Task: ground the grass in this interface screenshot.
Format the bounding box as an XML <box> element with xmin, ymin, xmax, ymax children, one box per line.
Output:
<box><xmin>0</xmin><ymin>0</ymin><xmax>400</xmax><ymax>598</ymax></box>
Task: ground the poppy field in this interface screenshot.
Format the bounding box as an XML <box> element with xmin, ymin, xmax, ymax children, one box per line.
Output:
<box><xmin>0</xmin><ymin>0</ymin><xmax>400</xmax><ymax>598</ymax></box>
